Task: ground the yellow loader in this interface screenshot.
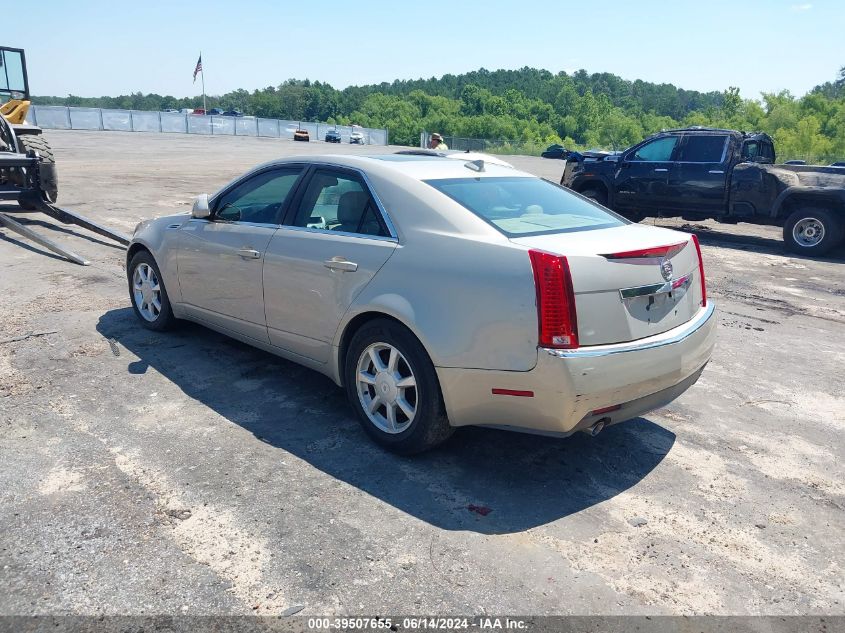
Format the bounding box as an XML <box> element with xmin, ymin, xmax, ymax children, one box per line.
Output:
<box><xmin>0</xmin><ymin>46</ymin><xmax>127</xmax><ymax>265</ymax></box>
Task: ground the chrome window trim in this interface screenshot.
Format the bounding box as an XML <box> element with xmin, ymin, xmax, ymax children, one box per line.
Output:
<box><xmin>287</xmin><ymin>161</ymin><xmax>399</xmax><ymax>240</ymax></box>
<box><xmin>184</xmin><ymin>218</ymin><xmax>280</xmax><ymax>230</ymax></box>
<box><xmin>273</xmin><ymin>224</ymin><xmax>398</xmax><ymax>243</ymax></box>
<box><xmin>545</xmin><ymin>302</ymin><xmax>714</xmax><ymax>358</ymax></box>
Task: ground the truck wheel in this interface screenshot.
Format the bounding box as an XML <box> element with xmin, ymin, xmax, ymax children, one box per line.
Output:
<box><xmin>783</xmin><ymin>207</ymin><xmax>844</xmax><ymax>256</ymax></box>
<box><xmin>580</xmin><ymin>188</ymin><xmax>608</xmax><ymax>207</ymax></box>
<box><xmin>17</xmin><ymin>134</ymin><xmax>58</xmax><ymax>210</ymax></box>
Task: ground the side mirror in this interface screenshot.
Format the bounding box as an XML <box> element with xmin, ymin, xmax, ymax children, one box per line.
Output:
<box><xmin>191</xmin><ymin>194</ymin><xmax>210</xmax><ymax>219</ymax></box>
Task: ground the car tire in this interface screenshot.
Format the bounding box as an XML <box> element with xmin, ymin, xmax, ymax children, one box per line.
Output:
<box><xmin>127</xmin><ymin>250</ymin><xmax>177</xmax><ymax>331</ymax></box>
<box><xmin>580</xmin><ymin>187</ymin><xmax>608</xmax><ymax>208</ymax></box>
<box><xmin>783</xmin><ymin>207</ymin><xmax>844</xmax><ymax>256</ymax></box>
<box><xmin>344</xmin><ymin>319</ymin><xmax>453</xmax><ymax>454</ymax></box>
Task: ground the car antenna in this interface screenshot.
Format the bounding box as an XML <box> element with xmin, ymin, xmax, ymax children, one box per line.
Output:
<box><xmin>465</xmin><ymin>159</ymin><xmax>485</xmax><ymax>172</ymax></box>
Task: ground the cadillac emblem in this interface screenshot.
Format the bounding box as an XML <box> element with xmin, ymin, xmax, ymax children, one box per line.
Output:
<box><xmin>660</xmin><ymin>258</ymin><xmax>673</xmax><ymax>281</ymax></box>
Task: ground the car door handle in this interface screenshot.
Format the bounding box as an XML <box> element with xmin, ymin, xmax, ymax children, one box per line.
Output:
<box><xmin>237</xmin><ymin>248</ymin><xmax>261</xmax><ymax>259</ymax></box>
<box><xmin>324</xmin><ymin>257</ymin><xmax>358</xmax><ymax>272</ymax></box>
<box><xmin>653</xmin><ymin>168</ymin><xmax>669</xmax><ymax>172</ymax></box>
<box><xmin>708</xmin><ymin>170</ymin><xmax>725</xmax><ymax>174</ymax></box>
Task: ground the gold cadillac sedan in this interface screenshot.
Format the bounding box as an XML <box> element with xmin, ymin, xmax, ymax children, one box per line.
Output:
<box><xmin>127</xmin><ymin>153</ymin><xmax>715</xmax><ymax>453</ymax></box>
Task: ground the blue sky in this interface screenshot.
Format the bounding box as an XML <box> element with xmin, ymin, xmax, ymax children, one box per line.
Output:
<box><xmin>11</xmin><ymin>0</ymin><xmax>843</xmax><ymax>101</ymax></box>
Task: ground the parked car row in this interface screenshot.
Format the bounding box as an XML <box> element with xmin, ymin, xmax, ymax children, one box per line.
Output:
<box><xmin>158</xmin><ymin>113</ymin><xmax>366</xmax><ymax>144</ymax></box>
<box><xmin>291</xmin><ymin>127</ymin><xmax>370</xmax><ymax>144</ymax></box>
<box><xmin>165</xmin><ymin>108</ymin><xmax>244</xmax><ymax>117</ymax></box>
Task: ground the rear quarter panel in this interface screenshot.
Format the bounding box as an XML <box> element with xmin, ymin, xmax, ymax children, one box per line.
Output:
<box><xmin>340</xmin><ymin>233</ymin><xmax>540</xmax><ymax>371</ymax></box>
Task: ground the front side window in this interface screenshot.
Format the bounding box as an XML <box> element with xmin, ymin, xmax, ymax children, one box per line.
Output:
<box><xmin>0</xmin><ymin>49</ymin><xmax>27</xmax><ymax>95</ymax></box>
<box><xmin>425</xmin><ymin>176</ymin><xmax>625</xmax><ymax>237</ymax></box>
<box><xmin>679</xmin><ymin>135</ymin><xmax>728</xmax><ymax>162</ymax></box>
<box><xmin>214</xmin><ymin>168</ymin><xmax>302</xmax><ymax>224</ymax></box>
<box><xmin>290</xmin><ymin>169</ymin><xmax>387</xmax><ymax>237</ymax></box>
<box><xmin>629</xmin><ymin>136</ymin><xmax>678</xmax><ymax>162</ymax></box>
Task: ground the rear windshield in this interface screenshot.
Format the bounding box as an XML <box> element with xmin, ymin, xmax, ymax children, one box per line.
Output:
<box><xmin>425</xmin><ymin>176</ymin><xmax>625</xmax><ymax>237</ymax></box>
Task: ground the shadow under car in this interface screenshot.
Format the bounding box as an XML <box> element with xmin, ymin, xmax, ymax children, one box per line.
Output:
<box><xmin>97</xmin><ymin>307</ymin><xmax>676</xmax><ymax>534</ymax></box>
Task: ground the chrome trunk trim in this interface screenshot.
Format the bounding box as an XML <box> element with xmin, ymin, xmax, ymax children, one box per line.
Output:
<box><xmin>545</xmin><ymin>302</ymin><xmax>715</xmax><ymax>358</ymax></box>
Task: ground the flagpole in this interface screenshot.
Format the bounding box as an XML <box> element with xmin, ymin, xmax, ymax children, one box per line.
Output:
<box><xmin>200</xmin><ymin>52</ymin><xmax>206</xmax><ymax>113</ymax></box>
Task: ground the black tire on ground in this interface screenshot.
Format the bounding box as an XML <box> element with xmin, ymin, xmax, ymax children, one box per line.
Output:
<box><xmin>127</xmin><ymin>250</ymin><xmax>178</xmax><ymax>332</ymax></box>
<box><xmin>579</xmin><ymin>187</ymin><xmax>608</xmax><ymax>207</ymax></box>
<box><xmin>783</xmin><ymin>207</ymin><xmax>845</xmax><ymax>256</ymax></box>
<box><xmin>344</xmin><ymin>318</ymin><xmax>453</xmax><ymax>454</ymax></box>
<box><xmin>17</xmin><ymin>133</ymin><xmax>58</xmax><ymax>210</ymax></box>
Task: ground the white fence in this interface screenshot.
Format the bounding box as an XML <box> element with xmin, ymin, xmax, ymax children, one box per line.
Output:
<box><xmin>28</xmin><ymin>105</ymin><xmax>389</xmax><ymax>145</ymax></box>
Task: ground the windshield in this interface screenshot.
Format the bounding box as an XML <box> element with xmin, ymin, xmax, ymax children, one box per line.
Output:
<box><xmin>425</xmin><ymin>176</ymin><xmax>626</xmax><ymax>237</ymax></box>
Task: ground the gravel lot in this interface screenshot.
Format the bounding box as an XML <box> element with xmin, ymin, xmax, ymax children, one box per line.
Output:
<box><xmin>1</xmin><ymin>130</ymin><xmax>844</xmax><ymax>616</ymax></box>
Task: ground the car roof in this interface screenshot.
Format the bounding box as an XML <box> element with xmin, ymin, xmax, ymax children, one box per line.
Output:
<box><xmin>259</xmin><ymin>153</ymin><xmax>533</xmax><ymax>182</ymax></box>
<box><xmin>647</xmin><ymin>127</ymin><xmax>773</xmax><ymax>142</ymax></box>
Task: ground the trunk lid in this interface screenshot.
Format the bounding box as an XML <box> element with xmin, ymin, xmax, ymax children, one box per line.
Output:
<box><xmin>512</xmin><ymin>224</ymin><xmax>704</xmax><ymax>346</ymax></box>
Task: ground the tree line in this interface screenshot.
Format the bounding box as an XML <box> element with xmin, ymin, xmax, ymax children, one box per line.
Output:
<box><xmin>33</xmin><ymin>65</ymin><xmax>845</xmax><ymax>162</ymax></box>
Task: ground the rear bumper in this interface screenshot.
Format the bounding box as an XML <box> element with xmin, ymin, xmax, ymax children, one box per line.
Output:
<box><xmin>437</xmin><ymin>302</ymin><xmax>716</xmax><ymax>435</ymax></box>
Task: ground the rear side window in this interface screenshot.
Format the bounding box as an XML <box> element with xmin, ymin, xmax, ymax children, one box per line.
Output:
<box><xmin>290</xmin><ymin>169</ymin><xmax>388</xmax><ymax>237</ymax></box>
<box><xmin>679</xmin><ymin>135</ymin><xmax>729</xmax><ymax>162</ymax></box>
<box><xmin>425</xmin><ymin>176</ymin><xmax>626</xmax><ymax>237</ymax></box>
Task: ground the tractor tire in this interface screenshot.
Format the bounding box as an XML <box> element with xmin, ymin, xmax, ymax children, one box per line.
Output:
<box><xmin>17</xmin><ymin>134</ymin><xmax>58</xmax><ymax>210</ymax></box>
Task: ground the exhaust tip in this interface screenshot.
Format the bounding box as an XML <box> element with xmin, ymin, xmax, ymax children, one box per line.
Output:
<box><xmin>587</xmin><ymin>419</ymin><xmax>607</xmax><ymax>437</ymax></box>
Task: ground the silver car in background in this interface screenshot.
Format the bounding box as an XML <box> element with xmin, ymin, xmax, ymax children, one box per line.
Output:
<box><xmin>127</xmin><ymin>153</ymin><xmax>715</xmax><ymax>453</ymax></box>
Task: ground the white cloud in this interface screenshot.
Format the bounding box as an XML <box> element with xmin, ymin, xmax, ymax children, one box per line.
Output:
<box><xmin>791</xmin><ymin>3</ymin><xmax>813</xmax><ymax>10</ymax></box>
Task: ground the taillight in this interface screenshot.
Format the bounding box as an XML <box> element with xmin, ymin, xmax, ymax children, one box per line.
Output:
<box><xmin>529</xmin><ymin>249</ymin><xmax>578</xmax><ymax>349</ymax></box>
<box><xmin>691</xmin><ymin>234</ymin><xmax>707</xmax><ymax>307</ymax></box>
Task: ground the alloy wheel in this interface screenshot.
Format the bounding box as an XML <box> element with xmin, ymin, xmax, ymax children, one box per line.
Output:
<box><xmin>132</xmin><ymin>262</ymin><xmax>162</xmax><ymax>322</ymax></box>
<box><xmin>356</xmin><ymin>342</ymin><xmax>418</xmax><ymax>434</ymax></box>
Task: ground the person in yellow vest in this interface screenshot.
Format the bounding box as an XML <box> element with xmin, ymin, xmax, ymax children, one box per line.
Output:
<box><xmin>428</xmin><ymin>132</ymin><xmax>448</xmax><ymax>150</ymax></box>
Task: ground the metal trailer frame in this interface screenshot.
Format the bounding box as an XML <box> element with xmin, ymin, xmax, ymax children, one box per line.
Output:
<box><xmin>0</xmin><ymin>150</ymin><xmax>129</xmax><ymax>265</ymax></box>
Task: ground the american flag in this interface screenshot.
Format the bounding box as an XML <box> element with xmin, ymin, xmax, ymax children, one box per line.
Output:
<box><xmin>193</xmin><ymin>54</ymin><xmax>202</xmax><ymax>83</ymax></box>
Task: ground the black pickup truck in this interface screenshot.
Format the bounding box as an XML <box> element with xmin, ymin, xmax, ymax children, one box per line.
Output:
<box><xmin>560</xmin><ymin>127</ymin><xmax>845</xmax><ymax>255</ymax></box>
